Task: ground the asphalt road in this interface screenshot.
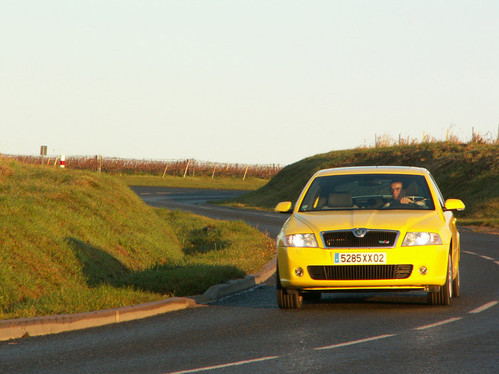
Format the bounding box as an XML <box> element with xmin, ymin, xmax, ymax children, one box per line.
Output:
<box><xmin>0</xmin><ymin>187</ymin><xmax>497</xmax><ymax>374</ymax></box>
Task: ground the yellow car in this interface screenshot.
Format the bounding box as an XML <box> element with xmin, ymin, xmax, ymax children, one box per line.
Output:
<box><xmin>275</xmin><ymin>166</ymin><xmax>465</xmax><ymax>308</ymax></box>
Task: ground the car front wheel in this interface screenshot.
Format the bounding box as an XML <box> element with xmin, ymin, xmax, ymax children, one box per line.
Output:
<box><xmin>276</xmin><ymin>266</ymin><xmax>303</xmax><ymax>309</ymax></box>
<box><xmin>428</xmin><ymin>253</ymin><xmax>453</xmax><ymax>306</ymax></box>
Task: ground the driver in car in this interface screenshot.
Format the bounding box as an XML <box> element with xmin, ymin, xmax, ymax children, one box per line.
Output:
<box><xmin>385</xmin><ymin>180</ymin><xmax>427</xmax><ymax>208</ymax></box>
<box><xmin>390</xmin><ymin>181</ymin><xmax>413</xmax><ymax>204</ymax></box>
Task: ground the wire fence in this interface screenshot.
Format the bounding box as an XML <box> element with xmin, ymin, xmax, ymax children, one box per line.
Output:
<box><xmin>4</xmin><ymin>155</ymin><xmax>283</xmax><ymax>179</ymax></box>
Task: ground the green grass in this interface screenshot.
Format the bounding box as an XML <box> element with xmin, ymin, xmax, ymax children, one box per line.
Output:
<box><xmin>229</xmin><ymin>142</ymin><xmax>499</xmax><ymax>229</ymax></box>
<box><xmin>117</xmin><ymin>174</ymin><xmax>268</xmax><ymax>190</ymax></box>
<box><xmin>0</xmin><ymin>160</ymin><xmax>275</xmax><ymax>319</ymax></box>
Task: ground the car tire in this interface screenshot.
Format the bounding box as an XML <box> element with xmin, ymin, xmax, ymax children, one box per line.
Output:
<box><xmin>276</xmin><ymin>266</ymin><xmax>303</xmax><ymax>309</ymax></box>
<box><xmin>428</xmin><ymin>253</ymin><xmax>453</xmax><ymax>306</ymax></box>
<box><xmin>452</xmin><ymin>261</ymin><xmax>461</xmax><ymax>297</ymax></box>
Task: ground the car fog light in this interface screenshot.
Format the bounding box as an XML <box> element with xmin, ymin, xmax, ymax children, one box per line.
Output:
<box><xmin>294</xmin><ymin>267</ymin><xmax>304</xmax><ymax>277</ymax></box>
<box><xmin>419</xmin><ymin>266</ymin><xmax>428</xmax><ymax>275</ymax></box>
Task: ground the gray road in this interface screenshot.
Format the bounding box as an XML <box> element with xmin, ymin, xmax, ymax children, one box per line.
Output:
<box><xmin>129</xmin><ymin>186</ymin><xmax>287</xmax><ymax>238</ymax></box>
<box><xmin>0</xmin><ymin>187</ymin><xmax>497</xmax><ymax>373</ymax></box>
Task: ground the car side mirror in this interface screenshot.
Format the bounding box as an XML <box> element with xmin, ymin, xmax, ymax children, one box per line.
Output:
<box><xmin>444</xmin><ymin>199</ymin><xmax>465</xmax><ymax>211</ymax></box>
<box><xmin>275</xmin><ymin>201</ymin><xmax>293</xmax><ymax>213</ymax></box>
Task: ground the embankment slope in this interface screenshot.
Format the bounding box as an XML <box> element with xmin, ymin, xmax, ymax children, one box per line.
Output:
<box><xmin>234</xmin><ymin>142</ymin><xmax>498</xmax><ymax>226</ymax></box>
<box><xmin>0</xmin><ymin>160</ymin><xmax>274</xmax><ymax>319</ymax></box>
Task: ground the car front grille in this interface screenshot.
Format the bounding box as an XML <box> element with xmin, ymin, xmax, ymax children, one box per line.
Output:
<box><xmin>322</xmin><ymin>230</ymin><xmax>398</xmax><ymax>248</ymax></box>
<box><xmin>307</xmin><ymin>264</ymin><xmax>413</xmax><ymax>280</ymax></box>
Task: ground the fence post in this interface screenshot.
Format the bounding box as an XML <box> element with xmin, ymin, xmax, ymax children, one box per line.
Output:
<box><xmin>212</xmin><ymin>165</ymin><xmax>216</xmax><ymax>179</ymax></box>
<box><xmin>243</xmin><ymin>164</ymin><xmax>249</xmax><ymax>180</ymax></box>
<box><xmin>162</xmin><ymin>163</ymin><xmax>169</xmax><ymax>178</ymax></box>
<box><xmin>98</xmin><ymin>155</ymin><xmax>102</xmax><ymax>174</ymax></box>
<box><xmin>183</xmin><ymin>160</ymin><xmax>190</xmax><ymax>178</ymax></box>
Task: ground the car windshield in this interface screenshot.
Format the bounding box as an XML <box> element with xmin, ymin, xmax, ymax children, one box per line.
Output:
<box><xmin>299</xmin><ymin>173</ymin><xmax>435</xmax><ymax>212</ymax></box>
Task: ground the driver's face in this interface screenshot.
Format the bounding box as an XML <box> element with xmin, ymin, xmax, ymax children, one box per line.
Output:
<box><xmin>391</xmin><ymin>182</ymin><xmax>403</xmax><ymax>200</ymax></box>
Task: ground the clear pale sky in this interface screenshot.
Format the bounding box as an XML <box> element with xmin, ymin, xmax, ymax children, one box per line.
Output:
<box><xmin>1</xmin><ymin>1</ymin><xmax>498</xmax><ymax>165</ymax></box>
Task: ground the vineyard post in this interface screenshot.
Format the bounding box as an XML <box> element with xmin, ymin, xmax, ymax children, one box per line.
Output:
<box><xmin>96</xmin><ymin>155</ymin><xmax>102</xmax><ymax>174</ymax></box>
<box><xmin>162</xmin><ymin>163</ymin><xmax>169</xmax><ymax>178</ymax></box>
<box><xmin>53</xmin><ymin>157</ymin><xmax>59</xmax><ymax>167</ymax></box>
<box><xmin>243</xmin><ymin>164</ymin><xmax>249</xmax><ymax>180</ymax></box>
<box><xmin>183</xmin><ymin>159</ymin><xmax>190</xmax><ymax>178</ymax></box>
<box><xmin>212</xmin><ymin>165</ymin><xmax>216</xmax><ymax>179</ymax></box>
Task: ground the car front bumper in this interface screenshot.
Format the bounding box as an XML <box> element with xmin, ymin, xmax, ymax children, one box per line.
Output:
<box><xmin>277</xmin><ymin>244</ymin><xmax>449</xmax><ymax>291</ymax></box>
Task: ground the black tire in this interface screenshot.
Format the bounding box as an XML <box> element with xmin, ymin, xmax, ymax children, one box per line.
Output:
<box><xmin>276</xmin><ymin>266</ymin><xmax>303</xmax><ymax>309</ymax></box>
<box><xmin>428</xmin><ymin>253</ymin><xmax>453</xmax><ymax>306</ymax></box>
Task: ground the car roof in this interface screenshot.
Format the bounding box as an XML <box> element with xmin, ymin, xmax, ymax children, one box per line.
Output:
<box><xmin>313</xmin><ymin>166</ymin><xmax>430</xmax><ymax>177</ymax></box>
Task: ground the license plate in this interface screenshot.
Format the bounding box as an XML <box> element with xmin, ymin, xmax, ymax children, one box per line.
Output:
<box><xmin>334</xmin><ymin>252</ymin><xmax>387</xmax><ymax>264</ymax></box>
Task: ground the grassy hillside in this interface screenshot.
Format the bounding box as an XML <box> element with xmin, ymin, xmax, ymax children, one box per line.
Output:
<box><xmin>232</xmin><ymin>142</ymin><xmax>499</xmax><ymax>227</ymax></box>
<box><xmin>0</xmin><ymin>160</ymin><xmax>275</xmax><ymax>319</ymax></box>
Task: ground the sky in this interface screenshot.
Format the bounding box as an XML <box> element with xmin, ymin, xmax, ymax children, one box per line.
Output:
<box><xmin>1</xmin><ymin>1</ymin><xmax>498</xmax><ymax>165</ymax></box>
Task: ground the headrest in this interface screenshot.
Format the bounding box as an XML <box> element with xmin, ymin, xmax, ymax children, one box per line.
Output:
<box><xmin>405</xmin><ymin>181</ymin><xmax>418</xmax><ymax>196</ymax></box>
<box><xmin>328</xmin><ymin>192</ymin><xmax>353</xmax><ymax>208</ymax></box>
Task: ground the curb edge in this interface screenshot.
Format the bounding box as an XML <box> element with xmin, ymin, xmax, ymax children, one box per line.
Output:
<box><xmin>0</xmin><ymin>257</ymin><xmax>276</xmax><ymax>342</ymax></box>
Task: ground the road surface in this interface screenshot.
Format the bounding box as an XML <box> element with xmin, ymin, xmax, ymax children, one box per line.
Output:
<box><xmin>1</xmin><ymin>187</ymin><xmax>497</xmax><ymax>373</ymax></box>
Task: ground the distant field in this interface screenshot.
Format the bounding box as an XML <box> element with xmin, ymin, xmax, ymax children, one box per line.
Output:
<box><xmin>0</xmin><ymin>160</ymin><xmax>275</xmax><ymax>319</ymax></box>
<box><xmin>229</xmin><ymin>142</ymin><xmax>499</xmax><ymax>229</ymax></box>
<box><xmin>118</xmin><ymin>174</ymin><xmax>268</xmax><ymax>191</ymax></box>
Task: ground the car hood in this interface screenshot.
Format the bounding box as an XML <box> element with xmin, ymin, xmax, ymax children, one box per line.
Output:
<box><xmin>292</xmin><ymin>210</ymin><xmax>441</xmax><ymax>234</ymax></box>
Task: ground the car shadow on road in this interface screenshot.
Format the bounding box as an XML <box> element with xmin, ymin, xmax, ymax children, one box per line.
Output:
<box><xmin>214</xmin><ymin>275</ymin><xmax>431</xmax><ymax>310</ymax></box>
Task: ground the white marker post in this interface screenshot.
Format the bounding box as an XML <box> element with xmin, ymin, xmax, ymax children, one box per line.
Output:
<box><xmin>60</xmin><ymin>155</ymin><xmax>66</xmax><ymax>168</ymax></box>
<box><xmin>40</xmin><ymin>145</ymin><xmax>47</xmax><ymax>164</ymax></box>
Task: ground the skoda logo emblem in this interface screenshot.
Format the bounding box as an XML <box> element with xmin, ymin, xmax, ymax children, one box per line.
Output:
<box><xmin>353</xmin><ymin>228</ymin><xmax>368</xmax><ymax>238</ymax></box>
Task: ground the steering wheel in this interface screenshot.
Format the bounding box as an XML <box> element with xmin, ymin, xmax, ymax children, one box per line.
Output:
<box><xmin>406</xmin><ymin>195</ymin><xmax>425</xmax><ymax>202</ymax></box>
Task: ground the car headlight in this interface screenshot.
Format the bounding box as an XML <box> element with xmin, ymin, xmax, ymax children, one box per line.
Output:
<box><xmin>284</xmin><ymin>233</ymin><xmax>318</xmax><ymax>247</ymax></box>
<box><xmin>402</xmin><ymin>232</ymin><xmax>442</xmax><ymax>246</ymax></box>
